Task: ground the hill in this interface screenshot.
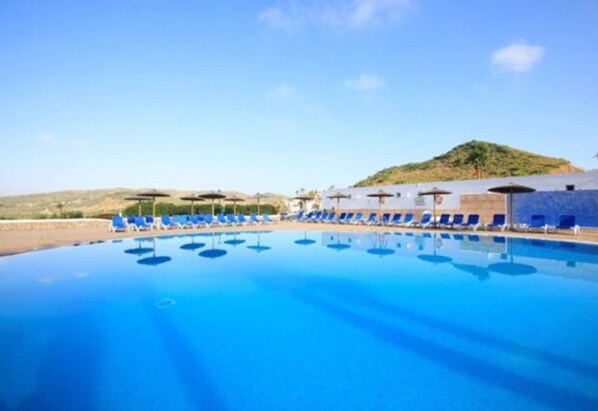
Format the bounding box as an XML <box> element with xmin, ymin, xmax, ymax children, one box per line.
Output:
<box><xmin>0</xmin><ymin>188</ymin><xmax>288</xmax><ymax>219</ymax></box>
<box><xmin>354</xmin><ymin>140</ymin><xmax>582</xmax><ymax>187</ymax></box>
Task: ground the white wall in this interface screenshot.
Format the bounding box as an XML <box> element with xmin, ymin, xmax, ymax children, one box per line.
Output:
<box><xmin>322</xmin><ymin>171</ymin><xmax>598</xmax><ymax>211</ymax></box>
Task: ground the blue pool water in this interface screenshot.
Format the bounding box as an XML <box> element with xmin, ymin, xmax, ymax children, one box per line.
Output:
<box><xmin>1</xmin><ymin>230</ymin><xmax>597</xmax><ymax>410</ymax></box>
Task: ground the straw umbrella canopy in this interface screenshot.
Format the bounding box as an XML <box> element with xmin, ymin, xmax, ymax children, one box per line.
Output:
<box><xmin>137</xmin><ymin>189</ymin><xmax>171</xmax><ymax>219</ymax></box>
<box><xmin>251</xmin><ymin>193</ymin><xmax>267</xmax><ymax>215</ymax></box>
<box><xmin>180</xmin><ymin>195</ymin><xmax>205</xmax><ymax>216</ymax></box>
<box><xmin>124</xmin><ymin>196</ymin><xmax>148</xmax><ymax>217</ymax></box>
<box><xmin>417</xmin><ymin>187</ymin><xmax>452</xmax><ymax>224</ymax></box>
<box><xmin>327</xmin><ymin>192</ymin><xmax>350</xmax><ymax>211</ymax></box>
<box><xmin>224</xmin><ymin>197</ymin><xmax>244</xmax><ymax>214</ymax></box>
<box><xmin>199</xmin><ymin>191</ymin><xmax>227</xmax><ymax>216</ymax></box>
<box><xmin>488</xmin><ymin>183</ymin><xmax>536</xmax><ymax>230</ymax></box>
<box><xmin>293</xmin><ymin>194</ymin><xmax>315</xmax><ymax>212</ymax></box>
<box><xmin>366</xmin><ymin>190</ymin><xmax>394</xmax><ymax>220</ymax></box>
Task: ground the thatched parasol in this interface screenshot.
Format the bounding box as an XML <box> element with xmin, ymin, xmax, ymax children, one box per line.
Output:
<box><xmin>137</xmin><ymin>189</ymin><xmax>171</xmax><ymax>219</ymax></box>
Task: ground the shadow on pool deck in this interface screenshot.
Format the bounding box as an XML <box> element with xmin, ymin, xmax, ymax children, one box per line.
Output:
<box><xmin>146</xmin><ymin>304</ymin><xmax>227</xmax><ymax>411</ymax></box>
<box><xmin>11</xmin><ymin>313</ymin><xmax>103</xmax><ymax>411</ymax></box>
<box><xmin>256</xmin><ymin>275</ymin><xmax>598</xmax><ymax>410</ymax></box>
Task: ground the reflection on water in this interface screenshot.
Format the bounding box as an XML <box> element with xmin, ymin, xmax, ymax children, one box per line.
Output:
<box><xmin>113</xmin><ymin>230</ymin><xmax>598</xmax><ymax>282</ymax></box>
<box><xmin>136</xmin><ymin>238</ymin><xmax>172</xmax><ymax>266</ymax></box>
<box><xmin>198</xmin><ymin>233</ymin><xmax>227</xmax><ymax>259</ymax></box>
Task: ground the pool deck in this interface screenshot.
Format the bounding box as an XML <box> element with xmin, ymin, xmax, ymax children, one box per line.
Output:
<box><xmin>0</xmin><ymin>220</ymin><xmax>596</xmax><ymax>256</ymax></box>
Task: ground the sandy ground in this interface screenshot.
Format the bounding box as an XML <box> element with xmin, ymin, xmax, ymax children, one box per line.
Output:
<box><xmin>0</xmin><ymin>221</ymin><xmax>596</xmax><ymax>257</ymax></box>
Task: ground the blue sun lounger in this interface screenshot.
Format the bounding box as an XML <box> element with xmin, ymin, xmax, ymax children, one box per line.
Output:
<box><xmin>332</xmin><ymin>212</ymin><xmax>347</xmax><ymax>224</ymax></box>
<box><xmin>110</xmin><ymin>215</ymin><xmax>128</xmax><ymax>232</ymax></box>
<box><xmin>549</xmin><ymin>215</ymin><xmax>581</xmax><ymax>235</ymax></box>
<box><xmin>160</xmin><ymin>215</ymin><xmax>176</xmax><ymax>230</ymax></box>
<box><xmin>524</xmin><ymin>214</ymin><xmax>547</xmax><ymax>233</ymax></box>
<box><xmin>132</xmin><ymin>216</ymin><xmax>151</xmax><ymax>231</ymax></box>
<box><xmin>249</xmin><ymin>213</ymin><xmax>261</xmax><ymax>225</ymax></box>
<box><xmin>413</xmin><ymin>213</ymin><xmax>432</xmax><ymax>228</ymax></box>
<box><xmin>203</xmin><ymin>214</ymin><xmax>219</xmax><ymax>227</ymax></box>
<box><xmin>435</xmin><ymin>214</ymin><xmax>451</xmax><ymax>227</ymax></box>
<box><xmin>363</xmin><ymin>213</ymin><xmax>378</xmax><ymax>225</ymax></box>
<box><xmin>342</xmin><ymin>212</ymin><xmax>355</xmax><ymax>224</ymax></box>
<box><xmin>171</xmin><ymin>215</ymin><xmax>191</xmax><ymax>229</ymax></box>
<box><xmin>443</xmin><ymin>214</ymin><xmax>464</xmax><ymax>229</ymax></box>
<box><xmin>237</xmin><ymin>214</ymin><xmax>249</xmax><ymax>226</ymax></box>
<box><xmin>325</xmin><ymin>212</ymin><xmax>335</xmax><ymax>223</ymax></box>
<box><xmin>460</xmin><ymin>214</ymin><xmax>481</xmax><ymax>231</ymax></box>
<box><xmin>387</xmin><ymin>213</ymin><xmax>402</xmax><ymax>226</ymax></box>
<box><xmin>380</xmin><ymin>213</ymin><xmax>391</xmax><ymax>225</ymax></box>
<box><xmin>190</xmin><ymin>215</ymin><xmax>207</xmax><ymax>228</ymax></box>
<box><xmin>485</xmin><ymin>214</ymin><xmax>506</xmax><ymax>231</ymax></box>
<box><xmin>398</xmin><ymin>213</ymin><xmax>414</xmax><ymax>227</ymax></box>
<box><xmin>226</xmin><ymin>213</ymin><xmax>238</xmax><ymax>226</ymax></box>
<box><xmin>351</xmin><ymin>212</ymin><xmax>363</xmax><ymax>225</ymax></box>
<box><xmin>262</xmin><ymin>213</ymin><xmax>274</xmax><ymax>224</ymax></box>
<box><xmin>216</xmin><ymin>214</ymin><xmax>230</xmax><ymax>226</ymax></box>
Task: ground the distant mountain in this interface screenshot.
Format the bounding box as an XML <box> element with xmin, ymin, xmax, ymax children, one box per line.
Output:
<box><xmin>0</xmin><ymin>188</ymin><xmax>288</xmax><ymax>219</ymax></box>
<box><xmin>354</xmin><ymin>140</ymin><xmax>582</xmax><ymax>187</ymax></box>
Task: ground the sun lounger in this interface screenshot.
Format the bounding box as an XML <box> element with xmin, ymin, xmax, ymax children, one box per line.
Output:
<box><xmin>237</xmin><ymin>214</ymin><xmax>249</xmax><ymax>226</ymax></box>
<box><xmin>351</xmin><ymin>212</ymin><xmax>363</xmax><ymax>225</ymax></box>
<box><xmin>435</xmin><ymin>214</ymin><xmax>451</xmax><ymax>228</ymax></box>
<box><xmin>387</xmin><ymin>213</ymin><xmax>402</xmax><ymax>226</ymax></box>
<box><xmin>380</xmin><ymin>213</ymin><xmax>391</xmax><ymax>225</ymax></box>
<box><xmin>190</xmin><ymin>215</ymin><xmax>208</xmax><ymax>228</ymax></box>
<box><xmin>413</xmin><ymin>213</ymin><xmax>432</xmax><ymax>228</ymax></box>
<box><xmin>203</xmin><ymin>214</ymin><xmax>219</xmax><ymax>227</ymax></box>
<box><xmin>249</xmin><ymin>213</ymin><xmax>261</xmax><ymax>225</ymax></box>
<box><xmin>325</xmin><ymin>212</ymin><xmax>335</xmax><ymax>223</ymax></box>
<box><xmin>485</xmin><ymin>214</ymin><xmax>506</xmax><ymax>231</ymax></box>
<box><xmin>342</xmin><ymin>212</ymin><xmax>355</xmax><ymax>224</ymax></box>
<box><xmin>443</xmin><ymin>214</ymin><xmax>463</xmax><ymax>229</ymax></box>
<box><xmin>127</xmin><ymin>216</ymin><xmax>136</xmax><ymax>225</ymax></box>
<box><xmin>524</xmin><ymin>214</ymin><xmax>547</xmax><ymax>233</ymax></box>
<box><xmin>549</xmin><ymin>215</ymin><xmax>581</xmax><ymax>235</ymax></box>
<box><xmin>398</xmin><ymin>213</ymin><xmax>414</xmax><ymax>227</ymax></box>
<box><xmin>110</xmin><ymin>215</ymin><xmax>128</xmax><ymax>232</ymax></box>
<box><xmin>160</xmin><ymin>215</ymin><xmax>176</xmax><ymax>230</ymax></box>
<box><xmin>171</xmin><ymin>215</ymin><xmax>191</xmax><ymax>229</ymax></box>
<box><xmin>332</xmin><ymin>212</ymin><xmax>347</xmax><ymax>224</ymax></box>
<box><xmin>363</xmin><ymin>213</ymin><xmax>377</xmax><ymax>225</ymax></box>
<box><xmin>132</xmin><ymin>216</ymin><xmax>151</xmax><ymax>231</ymax></box>
<box><xmin>226</xmin><ymin>213</ymin><xmax>238</xmax><ymax>226</ymax></box>
<box><xmin>216</xmin><ymin>213</ymin><xmax>230</xmax><ymax>226</ymax></box>
<box><xmin>144</xmin><ymin>215</ymin><xmax>156</xmax><ymax>229</ymax></box>
<box><xmin>262</xmin><ymin>213</ymin><xmax>275</xmax><ymax>224</ymax></box>
<box><xmin>460</xmin><ymin>214</ymin><xmax>481</xmax><ymax>231</ymax></box>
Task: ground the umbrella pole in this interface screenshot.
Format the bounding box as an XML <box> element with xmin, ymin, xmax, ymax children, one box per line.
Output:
<box><xmin>258</xmin><ymin>199</ymin><xmax>261</xmax><ymax>215</ymax></box>
<box><xmin>212</xmin><ymin>200</ymin><xmax>215</xmax><ymax>216</ymax></box>
<box><xmin>152</xmin><ymin>197</ymin><xmax>156</xmax><ymax>219</ymax></box>
<box><xmin>191</xmin><ymin>201</ymin><xmax>194</xmax><ymax>216</ymax></box>
<box><xmin>138</xmin><ymin>200</ymin><xmax>141</xmax><ymax>217</ymax></box>
<box><xmin>433</xmin><ymin>194</ymin><xmax>437</xmax><ymax>224</ymax></box>
<box><xmin>510</xmin><ymin>193</ymin><xmax>514</xmax><ymax>231</ymax></box>
<box><xmin>234</xmin><ymin>203</ymin><xmax>237</xmax><ymax>214</ymax></box>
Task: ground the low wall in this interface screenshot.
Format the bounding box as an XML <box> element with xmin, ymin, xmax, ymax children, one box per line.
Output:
<box><xmin>0</xmin><ymin>218</ymin><xmax>111</xmax><ymax>231</ymax></box>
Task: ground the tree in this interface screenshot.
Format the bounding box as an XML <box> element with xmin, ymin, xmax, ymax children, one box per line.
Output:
<box><xmin>466</xmin><ymin>142</ymin><xmax>489</xmax><ymax>179</ymax></box>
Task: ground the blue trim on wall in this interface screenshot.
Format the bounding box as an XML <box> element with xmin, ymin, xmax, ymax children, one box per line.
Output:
<box><xmin>514</xmin><ymin>190</ymin><xmax>598</xmax><ymax>227</ymax></box>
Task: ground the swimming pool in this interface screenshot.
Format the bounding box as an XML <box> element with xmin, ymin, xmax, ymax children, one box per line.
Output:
<box><xmin>1</xmin><ymin>230</ymin><xmax>597</xmax><ymax>410</ymax></box>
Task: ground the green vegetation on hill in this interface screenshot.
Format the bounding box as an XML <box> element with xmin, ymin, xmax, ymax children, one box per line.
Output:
<box><xmin>354</xmin><ymin>140</ymin><xmax>581</xmax><ymax>187</ymax></box>
<box><xmin>0</xmin><ymin>188</ymin><xmax>287</xmax><ymax>219</ymax></box>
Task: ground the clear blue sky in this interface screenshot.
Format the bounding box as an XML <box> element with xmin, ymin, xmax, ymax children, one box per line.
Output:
<box><xmin>1</xmin><ymin>0</ymin><xmax>597</xmax><ymax>196</ymax></box>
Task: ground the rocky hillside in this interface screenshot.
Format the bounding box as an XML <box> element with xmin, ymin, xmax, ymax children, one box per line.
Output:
<box><xmin>354</xmin><ymin>140</ymin><xmax>581</xmax><ymax>187</ymax></box>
